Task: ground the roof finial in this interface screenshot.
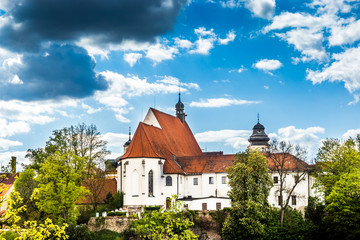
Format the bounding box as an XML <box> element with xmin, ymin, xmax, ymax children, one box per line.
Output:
<box><xmin>128</xmin><ymin>126</ymin><xmax>131</xmax><ymax>141</ymax></box>
<box><xmin>257</xmin><ymin>113</ymin><xmax>260</xmax><ymax>123</ymax></box>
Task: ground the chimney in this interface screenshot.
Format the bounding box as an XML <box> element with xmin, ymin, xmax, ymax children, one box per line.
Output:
<box><xmin>10</xmin><ymin>156</ymin><xmax>16</xmax><ymax>173</ymax></box>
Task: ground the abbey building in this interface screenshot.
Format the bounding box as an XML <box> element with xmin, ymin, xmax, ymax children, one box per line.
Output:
<box><xmin>116</xmin><ymin>94</ymin><xmax>316</xmax><ymax>212</ymax></box>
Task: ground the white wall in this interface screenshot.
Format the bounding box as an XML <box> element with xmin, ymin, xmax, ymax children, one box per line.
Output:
<box><xmin>182</xmin><ymin>197</ymin><xmax>231</xmax><ymax>211</ymax></box>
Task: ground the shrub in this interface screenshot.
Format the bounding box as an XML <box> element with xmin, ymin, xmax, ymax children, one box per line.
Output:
<box><xmin>66</xmin><ymin>224</ymin><xmax>95</xmax><ymax>240</ymax></box>
<box><xmin>107</xmin><ymin>211</ymin><xmax>126</xmax><ymax>217</ymax></box>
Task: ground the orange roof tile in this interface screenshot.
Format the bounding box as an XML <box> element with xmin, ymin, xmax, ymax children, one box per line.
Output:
<box><xmin>176</xmin><ymin>154</ymin><xmax>235</xmax><ymax>174</ymax></box>
<box><xmin>121</xmin><ymin>108</ymin><xmax>202</xmax><ymax>174</ymax></box>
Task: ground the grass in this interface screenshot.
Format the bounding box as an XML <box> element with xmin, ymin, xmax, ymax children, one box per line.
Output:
<box><xmin>92</xmin><ymin>229</ymin><xmax>123</xmax><ymax>240</ymax></box>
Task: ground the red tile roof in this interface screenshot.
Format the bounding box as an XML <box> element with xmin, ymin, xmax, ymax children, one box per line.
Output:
<box><xmin>0</xmin><ymin>173</ymin><xmax>19</xmax><ymax>197</ymax></box>
<box><xmin>121</xmin><ymin>108</ymin><xmax>202</xmax><ymax>174</ymax></box>
<box><xmin>120</xmin><ymin>108</ymin><xmax>309</xmax><ymax>174</ymax></box>
<box><xmin>78</xmin><ymin>178</ymin><xmax>117</xmax><ymax>204</ymax></box>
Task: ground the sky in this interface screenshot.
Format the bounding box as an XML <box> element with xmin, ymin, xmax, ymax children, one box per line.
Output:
<box><xmin>1</xmin><ymin>0</ymin><xmax>360</xmax><ymax>169</ymax></box>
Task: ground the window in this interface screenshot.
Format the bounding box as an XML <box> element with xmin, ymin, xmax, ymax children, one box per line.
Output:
<box><xmin>193</xmin><ymin>178</ymin><xmax>198</xmax><ymax>185</ymax></box>
<box><xmin>148</xmin><ymin>170</ymin><xmax>154</xmax><ymax>197</ymax></box>
<box><xmin>132</xmin><ymin>170</ymin><xmax>139</xmax><ymax>197</ymax></box>
<box><xmin>209</xmin><ymin>177</ymin><xmax>214</xmax><ymax>184</ymax></box>
<box><xmin>273</xmin><ymin>176</ymin><xmax>279</xmax><ymax>184</ymax></box>
<box><xmin>221</xmin><ymin>176</ymin><xmax>227</xmax><ymax>184</ymax></box>
<box><xmin>216</xmin><ymin>202</ymin><xmax>221</xmax><ymax>210</ymax></box>
<box><xmin>292</xmin><ymin>195</ymin><xmax>297</xmax><ymax>205</ymax></box>
<box><xmin>202</xmin><ymin>203</ymin><xmax>207</xmax><ymax>211</ymax></box>
<box><xmin>166</xmin><ymin>176</ymin><xmax>172</xmax><ymax>186</ymax></box>
<box><xmin>184</xmin><ymin>204</ymin><xmax>189</xmax><ymax>210</ymax></box>
<box><xmin>278</xmin><ymin>196</ymin><xmax>283</xmax><ymax>206</ymax></box>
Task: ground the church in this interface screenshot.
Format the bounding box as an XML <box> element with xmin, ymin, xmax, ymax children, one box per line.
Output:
<box><xmin>116</xmin><ymin>94</ymin><xmax>316</xmax><ymax>212</ymax></box>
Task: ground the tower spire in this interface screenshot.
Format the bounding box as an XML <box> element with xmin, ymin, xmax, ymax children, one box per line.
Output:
<box><xmin>175</xmin><ymin>92</ymin><xmax>186</xmax><ymax>124</ymax></box>
<box><xmin>128</xmin><ymin>127</ymin><xmax>131</xmax><ymax>141</ymax></box>
<box><xmin>248</xmin><ymin>117</ymin><xmax>270</xmax><ymax>152</ymax></box>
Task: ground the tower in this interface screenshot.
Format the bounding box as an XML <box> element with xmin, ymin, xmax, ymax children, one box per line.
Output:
<box><xmin>123</xmin><ymin>127</ymin><xmax>132</xmax><ymax>152</ymax></box>
<box><xmin>248</xmin><ymin>115</ymin><xmax>270</xmax><ymax>152</ymax></box>
<box><xmin>175</xmin><ymin>93</ymin><xmax>186</xmax><ymax>124</ymax></box>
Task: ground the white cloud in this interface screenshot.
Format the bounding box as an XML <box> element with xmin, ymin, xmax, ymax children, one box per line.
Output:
<box><xmin>96</xmin><ymin>71</ymin><xmax>199</xmax><ymax>122</ymax></box>
<box><xmin>81</xmin><ymin>103</ymin><xmax>102</xmax><ymax>114</ymax></box>
<box><xmin>123</xmin><ymin>53</ymin><xmax>143</xmax><ymax>67</ymax></box>
<box><xmin>306</xmin><ymin>46</ymin><xmax>360</xmax><ymax>94</ymax></box>
<box><xmin>189</xmin><ymin>27</ymin><xmax>218</xmax><ymax>55</ymax></box>
<box><xmin>190</xmin><ymin>97</ymin><xmax>261</xmax><ymax>107</ymax></box>
<box><xmin>329</xmin><ymin>19</ymin><xmax>360</xmax><ymax>46</ymax></box>
<box><xmin>218</xmin><ymin>30</ymin><xmax>236</xmax><ymax>45</ymax></box>
<box><xmin>276</xmin><ymin>28</ymin><xmax>328</xmax><ymax>62</ymax></box>
<box><xmin>253</xmin><ymin>59</ymin><xmax>282</xmax><ymax>73</ymax></box>
<box><xmin>195</xmin><ymin>129</ymin><xmax>252</xmax><ymax>149</ymax></box>
<box><xmin>269</xmin><ymin>125</ymin><xmax>325</xmax><ymax>161</ymax></box>
<box><xmin>0</xmin><ymin>138</ymin><xmax>22</xmax><ymax>151</ymax></box>
<box><xmin>309</xmin><ymin>0</ymin><xmax>356</xmax><ymax>15</ymax></box>
<box><xmin>174</xmin><ymin>38</ymin><xmax>193</xmax><ymax>49</ymax></box>
<box><xmin>342</xmin><ymin>129</ymin><xmax>360</xmax><ymax>139</ymax></box>
<box><xmin>263</xmin><ymin>12</ymin><xmax>336</xmax><ymax>33</ymax></box>
<box><xmin>264</xmin><ymin>85</ymin><xmax>269</xmax><ymax>90</ymax></box>
<box><xmin>0</xmin><ymin>99</ymin><xmax>78</xmax><ymax>124</ymax></box>
<box><xmin>102</xmin><ymin>132</ymin><xmax>129</xmax><ymax>147</ymax></box>
<box><xmin>220</xmin><ymin>0</ymin><xmax>241</xmax><ymax>8</ymax></box>
<box><xmin>8</xmin><ymin>74</ymin><xmax>23</xmax><ymax>85</ymax></box>
<box><xmin>0</xmin><ymin>119</ymin><xmax>30</xmax><ymax>137</ymax></box>
<box><xmin>245</xmin><ymin>0</ymin><xmax>275</xmax><ymax>19</ymax></box>
<box><xmin>157</xmin><ymin>75</ymin><xmax>200</xmax><ymax>90</ymax></box>
<box><xmin>145</xmin><ymin>43</ymin><xmax>179</xmax><ymax>64</ymax></box>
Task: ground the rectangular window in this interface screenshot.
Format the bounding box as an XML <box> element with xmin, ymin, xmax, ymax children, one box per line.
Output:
<box><xmin>273</xmin><ymin>176</ymin><xmax>279</xmax><ymax>184</ymax></box>
<box><xmin>202</xmin><ymin>203</ymin><xmax>207</xmax><ymax>211</ymax></box>
<box><xmin>216</xmin><ymin>202</ymin><xmax>221</xmax><ymax>210</ymax></box>
<box><xmin>193</xmin><ymin>178</ymin><xmax>198</xmax><ymax>185</ymax></box>
<box><xmin>221</xmin><ymin>176</ymin><xmax>227</xmax><ymax>184</ymax></box>
<box><xmin>209</xmin><ymin>177</ymin><xmax>214</xmax><ymax>184</ymax></box>
<box><xmin>278</xmin><ymin>196</ymin><xmax>283</xmax><ymax>206</ymax></box>
<box><xmin>184</xmin><ymin>204</ymin><xmax>188</xmax><ymax>210</ymax></box>
<box><xmin>292</xmin><ymin>195</ymin><xmax>297</xmax><ymax>205</ymax></box>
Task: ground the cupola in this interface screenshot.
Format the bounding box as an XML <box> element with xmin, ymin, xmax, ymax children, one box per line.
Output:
<box><xmin>175</xmin><ymin>93</ymin><xmax>186</xmax><ymax>124</ymax></box>
<box><xmin>123</xmin><ymin>127</ymin><xmax>132</xmax><ymax>152</ymax></box>
<box><xmin>248</xmin><ymin>115</ymin><xmax>270</xmax><ymax>152</ymax></box>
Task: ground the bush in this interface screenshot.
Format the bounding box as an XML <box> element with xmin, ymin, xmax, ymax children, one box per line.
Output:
<box><xmin>77</xmin><ymin>206</ymin><xmax>93</xmax><ymax>225</ymax></box>
<box><xmin>66</xmin><ymin>224</ymin><xmax>95</xmax><ymax>240</ymax></box>
<box><xmin>144</xmin><ymin>206</ymin><xmax>161</xmax><ymax>212</ymax></box>
<box><xmin>0</xmin><ymin>231</ymin><xmax>18</xmax><ymax>240</ymax></box>
<box><xmin>107</xmin><ymin>211</ymin><xmax>126</xmax><ymax>217</ymax></box>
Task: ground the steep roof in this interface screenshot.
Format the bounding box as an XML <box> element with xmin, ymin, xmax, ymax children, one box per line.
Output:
<box><xmin>120</xmin><ymin>108</ymin><xmax>202</xmax><ymax>174</ymax></box>
<box><xmin>0</xmin><ymin>173</ymin><xmax>19</xmax><ymax>197</ymax></box>
<box><xmin>78</xmin><ymin>178</ymin><xmax>117</xmax><ymax>205</ymax></box>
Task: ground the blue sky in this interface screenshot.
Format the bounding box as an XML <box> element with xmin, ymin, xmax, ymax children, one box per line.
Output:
<box><xmin>1</xmin><ymin>0</ymin><xmax>360</xmax><ymax>168</ymax></box>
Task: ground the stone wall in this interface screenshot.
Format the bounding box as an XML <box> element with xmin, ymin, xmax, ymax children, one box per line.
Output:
<box><xmin>88</xmin><ymin>216</ymin><xmax>134</xmax><ymax>233</ymax></box>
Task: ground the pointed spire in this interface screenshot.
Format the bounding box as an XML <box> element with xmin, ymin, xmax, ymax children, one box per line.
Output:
<box><xmin>128</xmin><ymin>127</ymin><xmax>132</xmax><ymax>141</ymax></box>
<box><xmin>257</xmin><ymin>113</ymin><xmax>260</xmax><ymax>124</ymax></box>
<box><xmin>175</xmin><ymin>92</ymin><xmax>185</xmax><ymax>124</ymax></box>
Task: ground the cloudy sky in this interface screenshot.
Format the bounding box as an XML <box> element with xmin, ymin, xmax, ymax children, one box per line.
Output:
<box><xmin>1</xmin><ymin>0</ymin><xmax>360</xmax><ymax>168</ymax></box>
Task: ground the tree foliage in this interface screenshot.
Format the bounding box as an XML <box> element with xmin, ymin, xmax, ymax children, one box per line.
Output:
<box><xmin>129</xmin><ymin>195</ymin><xmax>197</xmax><ymax>239</ymax></box>
<box><xmin>33</xmin><ymin>152</ymin><xmax>89</xmax><ymax>224</ymax></box>
<box><xmin>315</xmin><ymin>136</ymin><xmax>360</xmax><ymax>239</ymax></box>
<box><xmin>223</xmin><ymin>150</ymin><xmax>273</xmax><ymax>239</ymax></box>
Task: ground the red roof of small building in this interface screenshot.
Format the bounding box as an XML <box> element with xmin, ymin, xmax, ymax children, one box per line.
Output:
<box><xmin>78</xmin><ymin>178</ymin><xmax>117</xmax><ymax>205</ymax></box>
<box><xmin>0</xmin><ymin>173</ymin><xmax>19</xmax><ymax>197</ymax></box>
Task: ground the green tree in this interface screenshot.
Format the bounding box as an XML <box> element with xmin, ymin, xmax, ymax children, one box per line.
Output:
<box><xmin>129</xmin><ymin>195</ymin><xmax>197</xmax><ymax>239</ymax></box>
<box><xmin>315</xmin><ymin>136</ymin><xmax>360</xmax><ymax>239</ymax></box>
<box><xmin>11</xmin><ymin>168</ymin><xmax>43</xmax><ymax>223</ymax></box>
<box><xmin>315</xmin><ymin>137</ymin><xmax>360</xmax><ymax>196</ymax></box>
<box><xmin>323</xmin><ymin>170</ymin><xmax>360</xmax><ymax>240</ymax></box>
<box><xmin>33</xmin><ymin>152</ymin><xmax>89</xmax><ymax>224</ymax></box>
<box><xmin>222</xmin><ymin>150</ymin><xmax>273</xmax><ymax>239</ymax></box>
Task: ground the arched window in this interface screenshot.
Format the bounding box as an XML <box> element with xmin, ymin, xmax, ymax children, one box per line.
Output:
<box><xmin>148</xmin><ymin>170</ymin><xmax>154</xmax><ymax>197</ymax></box>
<box><xmin>166</xmin><ymin>176</ymin><xmax>172</xmax><ymax>186</ymax></box>
<box><xmin>131</xmin><ymin>169</ymin><xmax>139</xmax><ymax>197</ymax></box>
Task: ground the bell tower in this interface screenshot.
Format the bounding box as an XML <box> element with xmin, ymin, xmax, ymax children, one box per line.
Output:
<box><xmin>175</xmin><ymin>93</ymin><xmax>186</xmax><ymax>124</ymax></box>
<box><xmin>248</xmin><ymin>114</ymin><xmax>270</xmax><ymax>152</ymax></box>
